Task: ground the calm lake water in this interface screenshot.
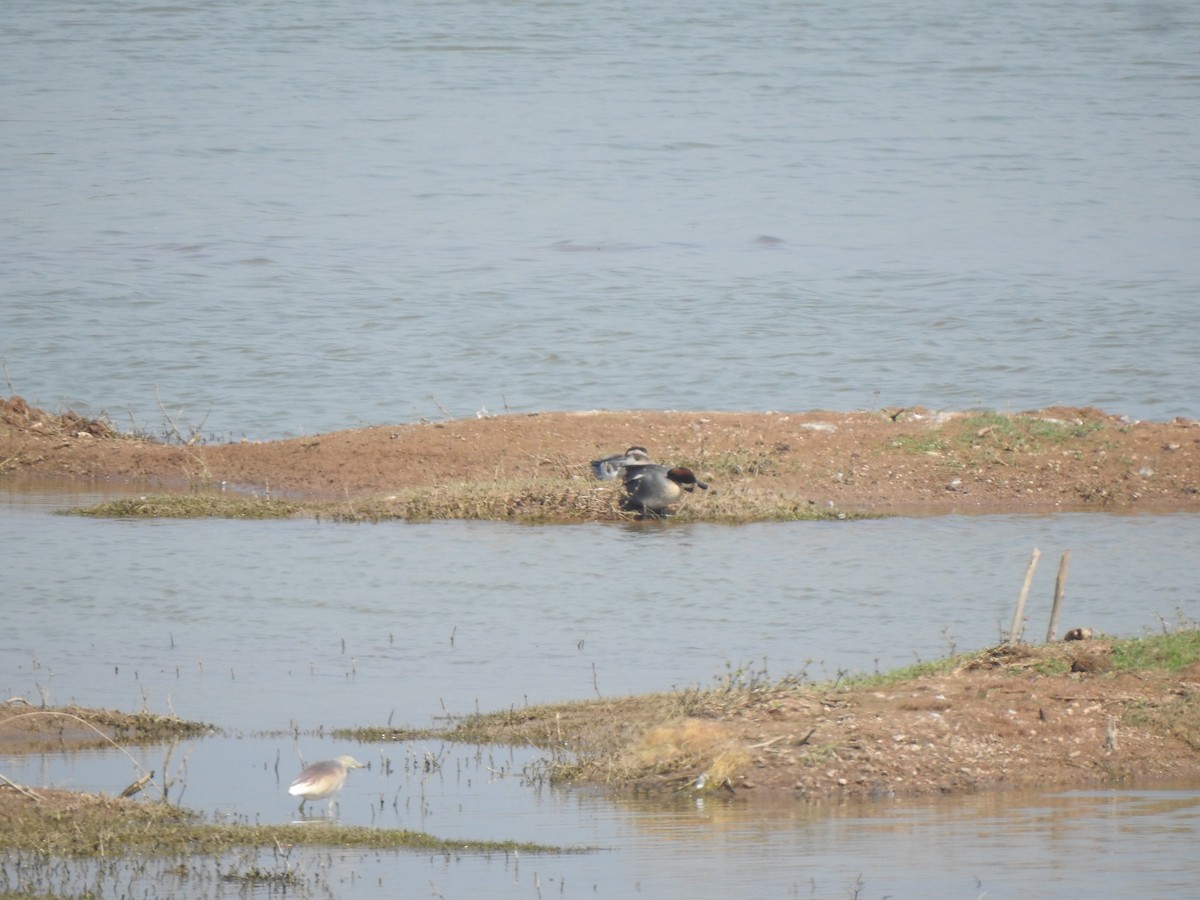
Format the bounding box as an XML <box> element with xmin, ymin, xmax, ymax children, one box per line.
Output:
<box><xmin>2</xmin><ymin>0</ymin><xmax>1199</xmax><ymax>437</ymax></box>
<box><xmin>3</xmin><ymin>0</ymin><xmax>1200</xmax><ymax>897</ymax></box>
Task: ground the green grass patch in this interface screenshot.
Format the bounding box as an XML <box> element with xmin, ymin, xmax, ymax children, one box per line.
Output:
<box><xmin>956</xmin><ymin>411</ymin><xmax>1105</xmax><ymax>451</ymax></box>
<box><xmin>841</xmin><ymin>653</ymin><xmax>971</xmax><ymax>688</ymax></box>
<box><xmin>1110</xmin><ymin>629</ymin><xmax>1200</xmax><ymax>672</ymax></box>
<box><xmin>888</xmin><ymin>434</ymin><xmax>950</xmax><ymax>455</ymax></box>
<box><xmin>1026</xmin><ymin>655</ymin><xmax>1074</xmax><ymax>676</ymax></box>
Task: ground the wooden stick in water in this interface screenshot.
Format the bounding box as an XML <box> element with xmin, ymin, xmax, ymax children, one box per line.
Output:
<box><xmin>1045</xmin><ymin>550</ymin><xmax>1071</xmax><ymax>642</ymax></box>
<box><xmin>1008</xmin><ymin>547</ymin><xmax>1041</xmax><ymax>644</ymax></box>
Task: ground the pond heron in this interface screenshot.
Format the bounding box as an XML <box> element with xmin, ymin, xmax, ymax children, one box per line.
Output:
<box><xmin>288</xmin><ymin>755</ymin><xmax>365</xmax><ymax>814</ymax></box>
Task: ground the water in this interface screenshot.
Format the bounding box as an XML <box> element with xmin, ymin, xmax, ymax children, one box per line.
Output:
<box><xmin>4</xmin><ymin>494</ymin><xmax>1197</xmax><ymax>733</ymax></box>
<box><xmin>2</xmin><ymin>487</ymin><xmax>1199</xmax><ymax>897</ymax></box>
<box><xmin>3</xmin><ymin>0</ymin><xmax>1199</xmax><ymax>438</ymax></box>
<box><xmin>3</xmin><ymin>1</ymin><xmax>1200</xmax><ymax>896</ymax></box>
<box><xmin>5</xmin><ymin>735</ymin><xmax>1200</xmax><ymax>898</ymax></box>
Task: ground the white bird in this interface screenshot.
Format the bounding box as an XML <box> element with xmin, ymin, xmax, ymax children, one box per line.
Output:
<box><xmin>288</xmin><ymin>755</ymin><xmax>365</xmax><ymax>815</ymax></box>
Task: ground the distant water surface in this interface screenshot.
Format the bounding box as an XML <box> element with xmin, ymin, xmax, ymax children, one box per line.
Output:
<box><xmin>2</xmin><ymin>0</ymin><xmax>1198</xmax><ymax>438</ymax></box>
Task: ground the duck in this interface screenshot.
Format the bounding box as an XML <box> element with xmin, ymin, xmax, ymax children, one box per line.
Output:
<box><xmin>621</xmin><ymin>463</ymin><xmax>708</xmax><ymax>517</ymax></box>
<box><xmin>590</xmin><ymin>445</ymin><xmax>651</xmax><ymax>480</ymax></box>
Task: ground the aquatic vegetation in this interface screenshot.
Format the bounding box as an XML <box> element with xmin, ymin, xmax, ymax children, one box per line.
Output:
<box><xmin>0</xmin><ymin>789</ymin><xmax>577</xmax><ymax>856</ymax></box>
<box><xmin>60</xmin><ymin>481</ymin><xmax>866</xmax><ymax>524</ymax></box>
<box><xmin>62</xmin><ymin>494</ymin><xmax>305</xmax><ymax>519</ymax></box>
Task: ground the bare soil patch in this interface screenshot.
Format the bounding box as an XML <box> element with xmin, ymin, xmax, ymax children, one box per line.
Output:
<box><xmin>2</xmin><ymin>396</ymin><xmax>1199</xmax><ymax>515</ymax></box>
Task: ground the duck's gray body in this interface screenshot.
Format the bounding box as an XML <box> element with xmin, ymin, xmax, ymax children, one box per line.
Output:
<box><xmin>621</xmin><ymin>463</ymin><xmax>708</xmax><ymax>516</ymax></box>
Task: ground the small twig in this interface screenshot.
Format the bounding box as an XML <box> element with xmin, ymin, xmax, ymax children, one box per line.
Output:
<box><xmin>2</xmin><ymin>355</ymin><xmax>16</xmax><ymax>396</ymax></box>
<box><xmin>746</xmin><ymin>735</ymin><xmax>790</xmax><ymax>751</ymax></box>
<box><xmin>155</xmin><ymin>385</ymin><xmax>185</xmax><ymax>443</ymax></box>
<box><xmin>0</xmin><ymin>773</ymin><xmax>44</xmax><ymax>802</ymax></box>
<box><xmin>428</xmin><ymin>395</ymin><xmax>453</xmax><ymax>419</ymax></box>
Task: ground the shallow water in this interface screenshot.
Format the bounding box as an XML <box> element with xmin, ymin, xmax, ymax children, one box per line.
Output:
<box><xmin>4</xmin><ymin>488</ymin><xmax>1197</xmax><ymax>733</ymax></box>
<box><xmin>5</xmin><ymin>736</ymin><xmax>1200</xmax><ymax>899</ymax></box>
<box><xmin>3</xmin><ymin>486</ymin><xmax>1199</xmax><ymax>897</ymax></box>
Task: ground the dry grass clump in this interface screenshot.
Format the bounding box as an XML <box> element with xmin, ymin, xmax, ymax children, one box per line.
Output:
<box><xmin>626</xmin><ymin>719</ymin><xmax>751</xmax><ymax>787</ymax></box>
<box><xmin>436</xmin><ymin>676</ymin><xmax>804</xmax><ymax>793</ymax></box>
<box><xmin>1124</xmin><ymin>691</ymin><xmax>1200</xmax><ymax>752</ymax></box>
<box><xmin>0</xmin><ymin>395</ymin><xmax>116</xmax><ymax>440</ymax></box>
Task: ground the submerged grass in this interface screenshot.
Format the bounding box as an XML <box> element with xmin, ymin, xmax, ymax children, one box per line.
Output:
<box><xmin>63</xmin><ymin>494</ymin><xmax>305</xmax><ymax>519</ymax></box>
<box><xmin>61</xmin><ymin>480</ymin><xmax>870</xmax><ymax>523</ymax></box>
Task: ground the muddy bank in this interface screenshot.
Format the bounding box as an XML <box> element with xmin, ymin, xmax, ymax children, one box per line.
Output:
<box><xmin>434</xmin><ymin>634</ymin><xmax>1200</xmax><ymax>803</ymax></box>
<box><xmin>0</xmin><ymin>702</ymin><xmax>213</xmax><ymax>754</ymax></box>
<box><xmin>3</xmin><ymin>397</ymin><xmax>1198</xmax><ymax>516</ymax></box>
